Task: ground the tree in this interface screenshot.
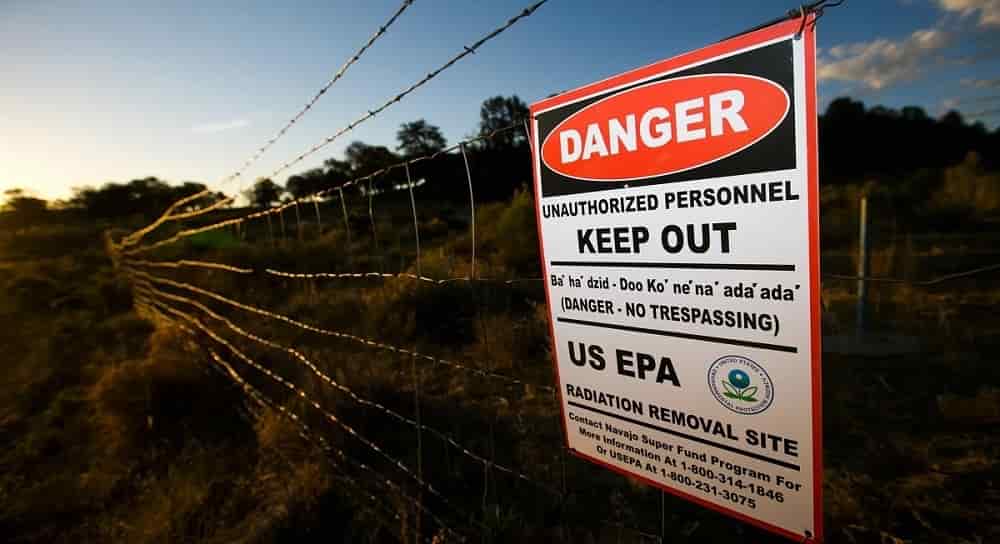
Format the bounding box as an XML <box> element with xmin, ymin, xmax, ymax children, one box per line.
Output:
<box><xmin>285</xmin><ymin>168</ymin><xmax>327</xmax><ymax>200</ymax></box>
<box><xmin>396</xmin><ymin>119</ymin><xmax>447</xmax><ymax>158</ymax></box>
<box><xmin>323</xmin><ymin>158</ymin><xmax>352</xmax><ymax>184</ymax></box>
<box><xmin>67</xmin><ymin>177</ymin><xmax>207</xmax><ymax>218</ymax></box>
<box><xmin>243</xmin><ymin>178</ymin><xmax>284</xmax><ymax>208</ymax></box>
<box><xmin>345</xmin><ymin>142</ymin><xmax>399</xmax><ymax>174</ymax></box>
<box><xmin>1</xmin><ymin>189</ymin><xmax>48</xmax><ymax>226</ymax></box>
<box><xmin>477</xmin><ymin>95</ymin><xmax>528</xmax><ymax>150</ymax></box>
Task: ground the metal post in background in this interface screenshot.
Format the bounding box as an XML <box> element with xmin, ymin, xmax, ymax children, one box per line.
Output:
<box><xmin>411</xmin><ymin>351</ymin><xmax>424</xmax><ymax>543</ymax></box>
<box><xmin>313</xmin><ymin>197</ymin><xmax>323</xmax><ymax>234</ymax></box>
<box><xmin>278</xmin><ymin>208</ymin><xmax>287</xmax><ymax>243</ymax></box>
<box><xmin>405</xmin><ymin>163</ymin><xmax>421</xmax><ymax>276</ymax></box>
<box><xmin>339</xmin><ymin>188</ymin><xmax>352</xmax><ymax>263</ymax></box>
<box><xmin>856</xmin><ymin>194</ymin><xmax>869</xmax><ymax>339</ymax></box>
<box><xmin>294</xmin><ymin>201</ymin><xmax>303</xmax><ymax>241</ymax></box>
<box><xmin>266</xmin><ymin>213</ymin><xmax>275</xmax><ymax>248</ymax></box>
<box><xmin>460</xmin><ymin>143</ymin><xmax>477</xmax><ymax>279</ymax></box>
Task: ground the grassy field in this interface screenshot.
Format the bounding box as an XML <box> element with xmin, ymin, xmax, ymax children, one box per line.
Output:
<box><xmin>2</xmin><ymin>185</ymin><xmax>999</xmax><ymax>543</ymax></box>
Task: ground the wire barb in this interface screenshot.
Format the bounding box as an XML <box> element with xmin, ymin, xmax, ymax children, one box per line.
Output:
<box><xmin>122</xmin><ymin>121</ymin><xmax>526</xmax><ymax>256</ymax></box>
<box><xmin>115</xmin><ymin>1</ymin><xmax>415</xmax><ymax>250</ymax></box>
<box><xmin>259</xmin><ymin>0</ymin><xmax>549</xmax><ymax>182</ymax></box>
<box><xmin>127</xmin><ymin>268</ymin><xmax>555</xmax><ymax>392</ymax></box>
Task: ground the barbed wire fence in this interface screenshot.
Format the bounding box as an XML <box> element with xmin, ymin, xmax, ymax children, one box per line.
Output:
<box><xmin>104</xmin><ymin>1</ymin><xmax>1000</xmax><ymax>542</ymax></box>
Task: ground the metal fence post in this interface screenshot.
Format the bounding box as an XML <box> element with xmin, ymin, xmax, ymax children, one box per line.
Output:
<box><xmin>856</xmin><ymin>194</ymin><xmax>869</xmax><ymax>339</ymax></box>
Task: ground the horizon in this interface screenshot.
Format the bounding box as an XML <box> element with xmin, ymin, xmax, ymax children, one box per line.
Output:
<box><xmin>2</xmin><ymin>0</ymin><xmax>999</xmax><ymax>201</ymax></box>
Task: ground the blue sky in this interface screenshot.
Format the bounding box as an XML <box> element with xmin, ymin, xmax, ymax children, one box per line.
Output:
<box><xmin>2</xmin><ymin>0</ymin><xmax>998</xmax><ymax>201</ymax></box>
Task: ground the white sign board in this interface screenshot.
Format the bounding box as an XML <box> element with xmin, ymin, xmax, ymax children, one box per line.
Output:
<box><xmin>529</xmin><ymin>16</ymin><xmax>822</xmax><ymax>542</ymax></box>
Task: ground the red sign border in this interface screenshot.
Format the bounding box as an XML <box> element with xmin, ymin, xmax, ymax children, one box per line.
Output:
<box><xmin>528</xmin><ymin>15</ymin><xmax>823</xmax><ymax>543</ymax></box>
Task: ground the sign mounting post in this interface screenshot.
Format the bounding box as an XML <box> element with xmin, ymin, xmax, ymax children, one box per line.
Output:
<box><xmin>530</xmin><ymin>14</ymin><xmax>822</xmax><ymax>542</ymax></box>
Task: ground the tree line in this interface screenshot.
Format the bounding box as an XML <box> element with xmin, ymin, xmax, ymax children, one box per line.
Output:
<box><xmin>2</xmin><ymin>94</ymin><xmax>998</xmax><ymax>226</ymax></box>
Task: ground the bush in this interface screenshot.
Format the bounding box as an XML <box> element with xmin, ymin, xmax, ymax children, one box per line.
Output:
<box><xmin>480</xmin><ymin>186</ymin><xmax>540</xmax><ymax>275</ymax></box>
<box><xmin>930</xmin><ymin>152</ymin><xmax>1000</xmax><ymax>219</ymax></box>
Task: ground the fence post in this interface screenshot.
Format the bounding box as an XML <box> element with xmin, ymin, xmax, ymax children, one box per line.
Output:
<box><xmin>405</xmin><ymin>163</ymin><xmax>421</xmax><ymax>276</ymax></box>
<box><xmin>294</xmin><ymin>201</ymin><xmax>303</xmax><ymax>242</ymax></box>
<box><xmin>339</xmin><ymin>188</ymin><xmax>352</xmax><ymax>263</ymax></box>
<box><xmin>279</xmin><ymin>208</ymin><xmax>287</xmax><ymax>243</ymax></box>
<box><xmin>266</xmin><ymin>213</ymin><xmax>275</xmax><ymax>248</ymax></box>
<box><xmin>856</xmin><ymin>194</ymin><xmax>869</xmax><ymax>339</ymax></box>
<box><xmin>313</xmin><ymin>197</ymin><xmax>323</xmax><ymax>235</ymax></box>
<box><xmin>460</xmin><ymin>143</ymin><xmax>477</xmax><ymax>279</ymax></box>
<box><xmin>411</xmin><ymin>351</ymin><xmax>424</xmax><ymax>543</ymax></box>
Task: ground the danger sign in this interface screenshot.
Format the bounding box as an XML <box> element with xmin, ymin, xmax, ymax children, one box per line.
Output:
<box><xmin>530</xmin><ymin>16</ymin><xmax>822</xmax><ymax>542</ymax></box>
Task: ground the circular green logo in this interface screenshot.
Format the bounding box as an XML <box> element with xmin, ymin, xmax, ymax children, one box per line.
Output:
<box><xmin>707</xmin><ymin>355</ymin><xmax>774</xmax><ymax>415</ymax></box>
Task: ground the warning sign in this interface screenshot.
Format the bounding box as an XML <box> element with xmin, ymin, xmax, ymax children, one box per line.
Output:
<box><xmin>529</xmin><ymin>16</ymin><xmax>822</xmax><ymax>542</ymax></box>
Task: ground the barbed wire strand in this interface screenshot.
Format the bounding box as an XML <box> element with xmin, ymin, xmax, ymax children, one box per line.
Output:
<box><xmin>135</xmin><ymin>266</ymin><xmax>688</xmax><ymax>541</ymax></box>
<box><xmin>123</xmin><ymin>254</ymin><xmax>1000</xmax><ymax>289</ymax></box>
<box><xmin>127</xmin><ymin>259</ymin><xmax>254</xmax><ymax>274</ymax></box>
<box><xmin>208</xmin><ymin>340</ymin><xmax>640</xmax><ymax>542</ymax></box>
<box><xmin>118</xmin><ymin>1</ymin><xmax>416</xmax><ymax>249</ymax></box>
<box><xmin>259</xmin><ymin>0</ymin><xmax>549</xmax><ymax>184</ymax></box>
<box><xmin>222</xmin><ymin>0</ymin><xmax>416</xmax><ymax>188</ymax></box>
<box><xmin>121</xmin><ymin>195</ymin><xmax>239</xmax><ymax>250</ymax></box>
<box><xmin>125</xmin><ymin>251</ymin><xmax>1000</xmax><ymax>288</ymax></box>
<box><xmin>123</xmin><ymin>255</ymin><xmax>543</xmax><ymax>284</ymax></box>
<box><xmin>120</xmin><ymin>122</ymin><xmax>523</xmax><ymax>256</ymax></box>
<box><xmin>127</xmin><ymin>268</ymin><xmax>554</xmax><ymax>392</ymax></box>
<box><xmin>116</xmin><ymin>191</ymin><xmax>226</xmax><ymax>250</ymax></box>
<box><xmin>822</xmin><ymin>263</ymin><xmax>1000</xmax><ymax>285</ymax></box>
<box><xmin>202</xmin><ymin>347</ymin><xmax>463</xmax><ymax>542</ymax></box>
<box><xmin>144</xmin><ymin>295</ymin><xmax>488</xmax><ymax>532</ymax></box>
<box><xmin>137</xmin><ymin>296</ymin><xmax>394</xmax><ymax>516</ymax></box>
<box><xmin>204</xmin><ymin>349</ymin><xmax>402</xmax><ymax>518</ymax></box>
<box><xmin>139</xmin><ymin>282</ymin><xmax>561</xmax><ymax>496</ymax></box>
<box><xmin>263</xmin><ymin>268</ymin><xmax>544</xmax><ymax>285</ymax></box>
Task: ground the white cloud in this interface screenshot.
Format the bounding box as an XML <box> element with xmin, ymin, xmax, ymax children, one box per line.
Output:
<box><xmin>191</xmin><ymin>119</ymin><xmax>250</xmax><ymax>134</ymax></box>
<box><xmin>937</xmin><ymin>0</ymin><xmax>1000</xmax><ymax>27</ymax></box>
<box><xmin>962</xmin><ymin>77</ymin><xmax>1000</xmax><ymax>88</ymax></box>
<box><xmin>967</xmin><ymin>107</ymin><xmax>1000</xmax><ymax>118</ymax></box>
<box><xmin>818</xmin><ymin>28</ymin><xmax>951</xmax><ymax>89</ymax></box>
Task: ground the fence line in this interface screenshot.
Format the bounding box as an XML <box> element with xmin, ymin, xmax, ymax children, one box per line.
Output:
<box><xmin>202</xmin><ymin>348</ymin><xmax>463</xmax><ymax>542</ymax></box>
<box><xmin>220</xmin><ymin>0</ymin><xmax>416</xmax><ymax>189</ymax></box>
<box><xmin>126</xmin><ymin>256</ymin><xmax>543</xmax><ymax>284</ymax></box>
<box><xmin>132</xmin><ymin>298</ymin><xmax>429</xmax><ymax>540</ymax></box>
<box><xmin>204</xmin><ymin>345</ymin><xmax>660</xmax><ymax>544</ymax></box>
<box><xmin>123</xmin><ymin>253</ymin><xmax>1000</xmax><ymax>289</ymax></box>
<box><xmin>137</xmin><ymin>294</ymin><xmax>658</xmax><ymax>542</ymax></box>
<box><xmin>263</xmin><ymin>268</ymin><xmax>544</xmax><ymax>285</ymax></box>
<box><xmin>117</xmin><ymin>194</ymin><xmax>237</xmax><ymax>250</ymax></box>
<box><xmin>105</xmin><ymin>4</ymin><xmax>890</xmax><ymax>540</ymax></box>
<box><xmin>116</xmin><ymin>191</ymin><xmax>222</xmax><ymax>250</ymax></box>
<box><xmin>139</xmin><ymin>281</ymin><xmax>562</xmax><ymax>497</ymax></box>
<box><xmin>822</xmin><ymin>262</ymin><xmax>1000</xmax><ymax>286</ymax></box>
<box><xmin>259</xmin><ymin>0</ymin><xmax>548</xmax><ymax>184</ymax></box>
<box><xmin>118</xmin><ymin>1</ymin><xmax>416</xmax><ymax>250</ymax></box>
<box><xmin>120</xmin><ymin>121</ymin><xmax>524</xmax><ymax>256</ymax></box>
<box><xmin>144</xmin><ymin>296</ymin><xmax>489</xmax><ymax>533</ymax></box>
<box><xmin>126</xmin><ymin>259</ymin><xmax>254</xmax><ymax>274</ymax></box>
<box><xmin>127</xmin><ymin>268</ymin><xmax>554</xmax><ymax>392</ymax></box>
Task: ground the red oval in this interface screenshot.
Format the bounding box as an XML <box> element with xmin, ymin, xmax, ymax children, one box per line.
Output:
<box><xmin>540</xmin><ymin>74</ymin><xmax>789</xmax><ymax>182</ymax></box>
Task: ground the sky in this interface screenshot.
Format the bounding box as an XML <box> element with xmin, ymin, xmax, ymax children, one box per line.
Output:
<box><xmin>2</xmin><ymin>0</ymin><xmax>998</xmax><ymax>201</ymax></box>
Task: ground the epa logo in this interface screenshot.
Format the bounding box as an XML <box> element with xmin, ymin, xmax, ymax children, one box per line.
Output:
<box><xmin>707</xmin><ymin>355</ymin><xmax>774</xmax><ymax>415</ymax></box>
